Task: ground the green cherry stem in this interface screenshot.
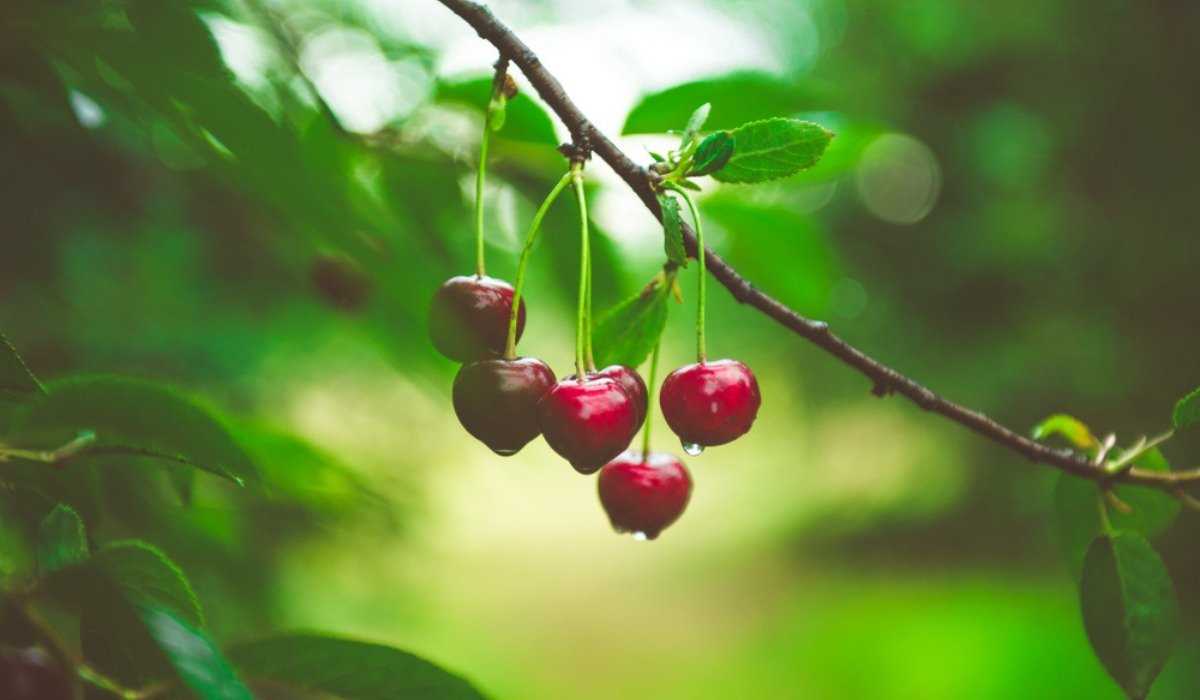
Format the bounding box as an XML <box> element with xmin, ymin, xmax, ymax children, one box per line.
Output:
<box><xmin>473</xmin><ymin>116</ymin><xmax>492</xmax><ymax>277</ymax></box>
<box><xmin>584</xmin><ymin>224</ymin><xmax>596</xmax><ymax>371</ymax></box>
<box><xmin>571</xmin><ymin>163</ymin><xmax>591</xmax><ymax>379</ymax></box>
<box><xmin>640</xmin><ymin>334</ymin><xmax>663</xmax><ymax>458</ymax></box>
<box><xmin>504</xmin><ymin>171</ymin><xmax>572</xmax><ymax>359</ymax></box>
<box><xmin>674</xmin><ymin>187</ymin><xmax>707</xmax><ymax>362</ymax></box>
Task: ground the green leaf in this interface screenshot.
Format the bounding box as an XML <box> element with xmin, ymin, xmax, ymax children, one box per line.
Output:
<box><xmin>0</xmin><ymin>332</ymin><xmax>43</xmax><ymax>399</ymax></box>
<box><xmin>230</xmin><ymin>634</ymin><xmax>486</xmax><ymax>700</ymax></box>
<box><xmin>1032</xmin><ymin>414</ymin><xmax>1098</xmax><ymax>450</ymax></box>
<box><xmin>1172</xmin><ymin>386</ymin><xmax>1200</xmax><ymax>431</ymax></box>
<box><xmin>658</xmin><ymin>194</ymin><xmax>687</xmax><ymax>268</ymax></box>
<box><xmin>701</xmin><ymin>198</ymin><xmax>840</xmax><ymax>315</ymax></box>
<box><xmin>140</xmin><ymin>607</ymin><xmax>253</xmax><ymax>700</ymax></box>
<box><xmin>37</xmin><ymin>504</ymin><xmax>87</xmax><ymax>576</ymax></box>
<box><xmin>91</xmin><ymin>541</ymin><xmax>203</xmax><ymax>624</ymax></box>
<box><xmin>1054</xmin><ymin>449</ymin><xmax>1179</xmax><ymax>580</ymax></box>
<box><xmin>711</xmin><ymin>118</ymin><xmax>833</xmax><ymax>184</ymax></box>
<box><xmin>680</xmin><ymin>102</ymin><xmax>710</xmax><ymax>146</ymax></box>
<box><xmin>436</xmin><ymin>78</ymin><xmax>557</xmax><ymax>145</ymax></box>
<box><xmin>689</xmin><ymin>131</ymin><xmax>734</xmax><ymax>176</ymax></box>
<box><xmin>593</xmin><ymin>278</ymin><xmax>671</xmax><ymax>369</ymax></box>
<box><xmin>17</xmin><ymin>375</ymin><xmax>258</xmax><ymax>486</ymax></box>
<box><xmin>622</xmin><ymin>72</ymin><xmax>828</xmax><ymax>134</ymax></box>
<box><xmin>56</xmin><ymin>541</ymin><xmax>204</xmax><ymax>689</ymax></box>
<box><xmin>1080</xmin><ymin>532</ymin><xmax>1178</xmax><ymax>699</ymax></box>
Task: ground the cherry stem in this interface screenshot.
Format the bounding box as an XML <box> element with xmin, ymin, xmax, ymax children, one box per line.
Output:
<box><xmin>641</xmin><ymin>335</ymin><xmax>663</xmax><ymax>458</ymax></box>
<box><xmin>504</xmin><ymin>172</ymin><xmax>572</xmax><ymax>359</ymax></box>
<box><xmin>585</xmin><ymin>222</ymin><xmax>596</xmax><ymax>371</ymax></box>
<box><xmin>674</xmin><ymin>188</ymin><xmax>707</xmax><ymax>362</ymax></box>
<box><xmin>571</xmin><ymin>163</ymin><xmax>590</xmax><ymax>379</ymax></box>
<box><xmin>474</xmin><ymin>122</ymin><xmax>490</xmax><ymax>277</ymax></box>
<box><xmin>475</xmin><ymin>65</ymin><xmax>507</xmax><ymax>277</ymax></box>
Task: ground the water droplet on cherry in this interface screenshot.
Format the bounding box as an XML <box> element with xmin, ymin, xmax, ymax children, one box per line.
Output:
<box><xmin>682</xmin><ymin>441</ymin><xmax>704</xmax><ymax>456</ymax></box>
<box><xmin>632</xmin><ymin>531</ymin><xmax>648</xmax><ymax>541</ymax></box>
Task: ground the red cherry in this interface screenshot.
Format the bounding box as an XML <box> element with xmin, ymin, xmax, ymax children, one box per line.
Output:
<box><xmin>596</xmin><ymin>365</ymin><xmax>647</xmax><ymax>428</ymax></box>
<box><xmin>453</xmin><ymin>357</ymin><xmax>554</xmax><ymax>456</ymax></box>
<box><xmin>563</xmin><ymin>365</ymin><xmax>647</xmax><ymax>430</ymax></box>
<box><xmin>598</xmin><ymin>451</ymin><xmax>692</xmax><ymax>539</ymax></box>
<box><xmin>428</xmin><ymin>275</ymin><xmax>526</xmax><ymax>361</ymax></box>
<box><xmin>660</xmin><ymin>359</ymin><xmax>761</xmax><ymax>448</ymax></box>
<box><xmin>0</xmin><ymin>648</ymin><xmax>72</xmax><ymax>700</ymax></box>
<box><xmin>537</xmin><ymin>375</ymin><xmax>638</xmax><ymax>474</ymax></box>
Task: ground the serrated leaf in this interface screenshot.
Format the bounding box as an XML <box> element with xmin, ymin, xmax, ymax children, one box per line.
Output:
<box><xmin>711</xmin><ymin>118</ymin><xmax>833</xmax><ymax>184</ymax></box>
<box><xmin>37</xmin><ymin>504</ymin><xmax>87</xmax><ymax>576</ymax></box>
<box><xmin>1080</xmin><ymin>532</ymin><xmax>1178</xmax><ymax>700</ymax></box>
<box><xmin>658</xmin><ymin>194</ymin><xmax>687</xmax><ymax>268</ymax></box>
<box><xmin>680</xmin><ymin>102</ymin><xmax>710</xmax><ymax>146</ymax></box>
<box><xmin>0</xmin><ymin>332</ymin><xmax>43</xmax><ymax>400</ymax></box>
<box><xmin>1172</xmin><ymin>386</ymin><xmax>1200</xmax><ymax>431</ymax></box>
<box><xmin>1032</xmin><ymin>414</ymin><xmax>1098</xmax><ymax>450</ymax></box>
<box><xmin>622</xmin><ymin>72</ymin><xmax>828</xmax><ymax>135</ymax></box>
<box><xmin>92</xmin><ymin>541</ymin><xmax>203</xmax><ymax>624</ymax></box>
<box><xmin>593</xmin><ymin>279</ymin><xmax>671</xmax><ymax>369</ymax></box>
<box><xmin>16</xmin><ymin>375</ymin><xmax>258</xmax><ymax>486</ymax></box>
<box><xmin>230</xmin><ymin>634</ymin><xmax>487</xmax><ymax>699</ymax></box>
<box><xmin>689</xmin><ymin>131</ymin><xmax>734</xmax><ymax>176</ymax></box>
<box><xmin>54</xmin><ymin>541</ymin><xmax>205</xmax><ymax>690</ymax></box>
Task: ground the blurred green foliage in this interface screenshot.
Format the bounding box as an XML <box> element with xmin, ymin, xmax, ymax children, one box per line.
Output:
<box><xmin>2</xmin><ymin>0</ymin><xmax>1199</xmax><ymax>697</ymax></box>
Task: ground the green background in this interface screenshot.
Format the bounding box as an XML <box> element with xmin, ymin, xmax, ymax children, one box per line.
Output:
<box><xmin>2</xmin><ymin>0</ymin><xmax>1199</xmax><ymax>697</ymax></box>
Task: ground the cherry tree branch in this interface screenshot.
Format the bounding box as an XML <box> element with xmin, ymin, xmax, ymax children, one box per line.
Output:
<box><xmin>432</xmin><ymin>0</ymin><xmax>1199</xmax><ymax>494</ymax></box>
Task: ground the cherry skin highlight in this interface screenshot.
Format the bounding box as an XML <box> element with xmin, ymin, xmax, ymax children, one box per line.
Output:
<box><xmin>564</xmin><ymin>365</ymin><xmax>647</xmax><ymax>431</ymax></box>
<box><xmin>598</xmin><ymin>451</ymin><xmax>692</xmax><ymax>539</ymax></box>
<box><xmin>537</xmin><ymin>375</ymin><xmax>638</xmax><ymax>474</ymax></box>
<box><xmin>660</xmin><ymin>359</ymin><xmax>761</xmax><ymax>447</ymax></box>
<box><xmin>597</xmin><ymin>365</ymin><xmax>647</xmax><ymax>428</ymax></box>
<box><xmin>428</xmin><ymin>275</ymin><xmax>526</xmax><ymax>361</ymax></box>
<box><xmin>0</xmin><ymin>648</ymin><xmax>72</xmax><ymax>700</ymax></box>
<box><xmin>453</xmin><ymin>357</ymin><xmax>555</xmax><ymax>456</ymax></box>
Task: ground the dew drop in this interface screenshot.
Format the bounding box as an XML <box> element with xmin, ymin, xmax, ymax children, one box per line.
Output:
<box><xmin>632</xmin><ymin>531</ymin><xmax>648</xmax><ymax>541</ymax></box>
<box><xmin>682</xmin><ymin>442</ymin><xmax>704</xmax><ymax>456</ymax></box>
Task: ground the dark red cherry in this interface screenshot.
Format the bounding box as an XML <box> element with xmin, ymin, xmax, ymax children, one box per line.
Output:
<box><xmin>0</xmin><ymin>648</ymin><xmax>72</xmax><ymax>700</ymax></box>
<box><xmin>537</xmin><ymin>376</ymin><xmax>638</xmax><ymax>474</ymax></box>
<box><xmin>563</xmin><ymin>365</ymin><xmax>647</xmax><ymax>430</ymax></box>
<box><xmin>429</xmin><ymin>275</ymin><xmax>526</xmax><ymax>361</ymax></box>
<box><xmin>453</xmin><ymin>357</ymin><xmax>554</xmax><ymax>456</ymax></box>
<box><xmin>598</xmin><ymin>451</ymin><xmax>692</xmax><ymax>539</ymax></box>
<box><xmin>660</xmin><ymin>359</ymin><xmax>761</xmax><ymax>448</ymax></box>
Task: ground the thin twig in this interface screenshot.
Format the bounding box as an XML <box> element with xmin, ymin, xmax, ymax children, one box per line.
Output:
<box><xmin>424</xmin><ymin>0</ymin><xmax>1200</xmax><ymax>494</ymax></box>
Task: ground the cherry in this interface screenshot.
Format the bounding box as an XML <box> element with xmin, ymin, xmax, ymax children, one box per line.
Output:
<box><xmin>597</xmin><ymin>365</ymin><xmax>647</xmax><ymax>428</ymax></box>
<box><xmin>660</xmin><ymin>359</ymin><xmax>761</xmax><ymax>448</ymax></box>
<box><xmin>453</xmin><ymin>357</ymin><xmax>555</xmax><ymax>456</ymax></box>
<box><xmin>597</xmin><ymin>451</ymin><xmax>692</xmax><ymax>539</ymax></box>
<box><xmin>537</xmin><ymin>375</ymin><xmax>638</xmax><ymax>474</ymax></box>
<box><xmin>428</xmin><ymin>275</ymin><xmax>526</xmax><ymax>361</ymax></box>
<box><xmin>0</xmin><ymin>647</ymin><xmax>72</xmax><ymax>700</ymax></box>
<box><xmin>563</xmin><ymin>365</ymin><xmax>647</xmax><ymax>430</ymax></box>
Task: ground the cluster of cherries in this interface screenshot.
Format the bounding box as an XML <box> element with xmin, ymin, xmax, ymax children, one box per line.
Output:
<box><xmin>429</xmin><ymin>272</ymin><xmax>761</xmax><ymax>539</ymax></box>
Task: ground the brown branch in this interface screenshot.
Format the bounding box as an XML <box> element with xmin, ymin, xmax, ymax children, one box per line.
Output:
<box><xmin>432</xmin><ymin>0</ymin><xmax>1199</xmax><ymax>495</ymax></box>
